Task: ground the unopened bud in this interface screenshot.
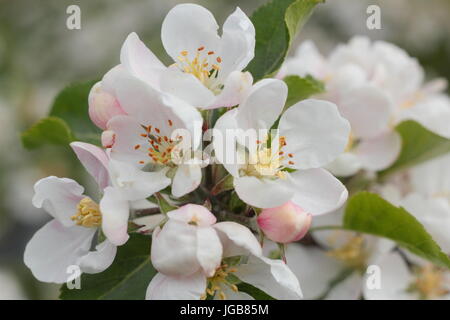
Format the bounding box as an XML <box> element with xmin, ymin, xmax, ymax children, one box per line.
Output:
<box><xmin>257</xmin><ymin>201</ymin><xmax>312</xmax><ymax>243</ymax></box>
<box><xmin>88</xmin><ymin>82</ymin><xmax>126</xmax><ymax>129</ymax></box>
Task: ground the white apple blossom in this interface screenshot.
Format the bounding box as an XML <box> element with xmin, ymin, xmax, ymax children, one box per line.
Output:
<box><xmin>282</xmin><ymin>36</ymin><xmax>450</xmax><ymax>176</ymax></box>
<box><xmin>147</xmin><ymin>204</ymin><xmax>302</xmax><ymax>300</ymax></box>
<box><xmin>71</xmin><ymin>141</ymin><xmax>170</xmax><ymax>246</ymax></box>
<box><xmin>110</xmin><ymin>3</ymin><xmax>255</xmax><ymax>110</ymax></box>
<box><xmin>103</xmin><ymin>70</ymin><xmax>204</xmax><ymax>198</ymax></box>
<box><xmin>24</xmin><ymin>174</ymin><xmax>117</xmax><ymax>283</ymax></box>
<box><xmin>213</xmin><ymin>78</ymin><xmax>350</xmax><ymax>213</ymax></box>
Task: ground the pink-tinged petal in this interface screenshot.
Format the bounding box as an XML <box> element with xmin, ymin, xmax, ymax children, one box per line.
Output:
<box><xmin>167</xmin><ymin>204</ymin><xmax>216</xmax><ymax>227</ymax></box>
<box><xmin>88</xmin><ymin>82</ymin><xmax>127</xmax><ymax>130</ymax></box>
<box><xmin>258</xmin><ymin>201</ymin><xmax>312</xmax><ymax>243</ymax></box>
<box><xmin>70</xmin><ymin>142</ymin><xmax>110</xmax><ymax>190</ymax></box>
<box><xmin>77</xmin><ymin>239</ymin><xmax>117</xmax><ymax>274</ymax></box>
<box><xmin>32</xmin><ymin>176</ymin><xmax>84</xmax><ymax>227</ymax></box>
<box><xmin>354</xmin><ymin>131</ymin><xmax>401</xmax><ymax>171</ymax></box>
<box><xmin>100</xmin><ymin>187</ymin><xmax>130</xmax><ymax>246</ymax></box>
<box><xmin>107</xmin><ymin>115</ymin><xmax>150</xmax><ymax>167</ymax></box>
<box><xmin>101</xmin><ymin>130</ymin><xmax>115</xmax><ymax>148</ymax></box>
<box><xmin>24</xmin><ymin>219</ymin><xmax>95</xmax><ymax>283</ymax></box>
<box><xmin>146</xmin><ymin>272</ymin><xmax>206</xmax><ymax>300</ymax></box>
<box><xmin>151</xmin><ymin>220</ymin><xmax>201</xmax><ymax>276</ymax></box>
<box><xmin>289</xmin><ymin>168</ymin><xmax>348</xmax><ymax>216</ymax></box>
<box><xmin>213</xmin><ymin>221</ymin><xmax>262</xmax><ymax>257</ymax></box>
<box><xmin>113</xmin><ymin>70</ymin><xmax>203</xmax><ymax>139</ymax></box>
<box><xmin>206</xmin><ymin>71</ymin><xmax>253</xmax><ymax>109</ymax></box>
<box><xmin>120</xmin><ymin>32</ymin><xmax>165</xmax><ymax>88</ymax></box>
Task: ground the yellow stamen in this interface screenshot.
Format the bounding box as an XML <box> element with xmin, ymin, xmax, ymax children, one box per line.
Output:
<box><xmin>71</xmin><ymin>197</ymin><xmax>102</xmax><ymax>228</ymax></box>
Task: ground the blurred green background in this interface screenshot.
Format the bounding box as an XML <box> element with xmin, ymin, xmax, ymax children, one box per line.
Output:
<box><xmin>0</xmin><ymin>0</ymin><xmax>449</xmax><ymax>299</ymax></box>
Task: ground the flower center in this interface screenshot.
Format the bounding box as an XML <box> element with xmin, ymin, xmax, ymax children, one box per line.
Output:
<box><xmin>408</xmin><ymin>264</ymin><xmax>449</xmax><ymax>299</ymax></box>
<box><xmin>202</xmin><ymin>263</ymin><xmax>239</xmax><ymax>300</ymax></box>
<box><xmin>71</xmin><ymin>197</ymin><xmax>101</xmax><ymax>228</ymax></box>
<box><xmin>176</xmin><ymin>46</ymin><xmax>223</xmax><ymax>94</ymax></box>
<box><xmin>242</xmin><ymin>136</ymin><xmax>295</xmax><ymax>179</ymax></box>
<box><xmin>326</xmin><ymin>235</ymin><xmax>367</xmax><ymax>270</ymax></box>
<box><xmin>134</xmin><ymin>121</ymin><xmax>183</xmax><ymax>166</ymax></box>
<box><xmin>400</xmin><ymin>91</ymin><xmax>423</xmax><ymax>110</ymax></box>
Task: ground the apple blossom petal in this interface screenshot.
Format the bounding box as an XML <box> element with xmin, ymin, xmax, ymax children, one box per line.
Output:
<box><xmin>326</xmin><ymin>272</ymin><xmax>363</xmax><ymax>300</ymax></box>
<box><xmin>146</xmin><ymin>272</ymin><xmax>206</xmax><ymax>300</ymax></box>
<box><xmin>399</xmin><ymin>94</ymin><xmax>450</xmax><ymax>139</ymax></box>
<box><xmin>32</xmin><ymin>176</ymin><xmax>84</xmax><ymax>227</ymax></box>
<box><xmin>354</xmin><ymin>131</ymin><xmax>401</xmax><ymax>171</ymax></box>
<box><xmin>326</xmin><ymin>152</ymin><xmax>362</xmax><ymax>177</ymax></box>
<box><xmin>213</xmin><ymin>221</ymin><xmax>262</xmax><ymax>257</ymax></box>
<box><xmin>196</xmin><ymin>227</ymin><xmax>223</xmax><ymax>277</ymax></box>
<box><xmin>363</xmin><ymin>251</ymin><xmax>413</xmax><ymax>300</ymax></box>
<box><xmin>233</xmin><ymin>175</ymin><xmax>294</xmax><ymax>209</ymax></box>
<box><xmin>171</xmin><ymin>163</ymin><xmax>202</xmax><ymax>198</ymax></box>
<box><xmin>212</xmin><ymin>108</ymin><xmax>243</xmax><ymax>177</ymax></box>
<box><xmin>120</xmin><ymin>32</ymin><xmax>165</xmax><ymax>87</ymax></box>
<box><xmin>279</xmin><ymin>99</ymin><xmax>350</xmax><ymax>170</ymax></box>
<box><xmin>283</xmin><ymin>40</ymin><xmax>326</xmax><ymax>79</ymax></box>
<box><xmin>24</xmin><ymin>219</ymin><xmax>95</xmax><ymax>283</ymax></box>
<box><xmin>409</xmin><ymin>153</ymin><xmax>450</xmax><ymax>197</ymax></box>
<box><xmin>151</xmin><ymin>220</ymin><xmax>201</xmax><ymax>276</ymax></box>
<box><xmin>70</xmin><ymin>142</ymin><xmax>110</xmax><ymax>190</ymax></box>
<box><xmin>161</xmin><ymin>4</ymin><xmax>220</xmax><ymax>63</ymax></box>
<box><xmin>167</xmin><ymin>204</ymin><xmax>216</xmax><ymax>227</ymax></box>
<box><xmin>338</xmin><ymin>86</ymin><xmax>393</xmax><ymax>139</ymax></box>
<box><xmin>114</xmin><ymin>70</ymin><xmax>203</xmax><ymax>139</ymax></box>
<box><xmin>216</xmin><ymin>287</ymin><xmax>253</xmax><ymax>300</ymax></box>
<box><xmin>236</xmin><ymin>79</ymin><xmax>287</xmax><ymax>132</ymax></box>
<box><xmin>77</xmin><ymin>239</ymin><xmax>117</xmax><ymax>274</ymax></box>
<box><xmin>107</xmin><ymin>115</ymin><xmax>150</xmax><ymax>166</ymax></box>
<box><xmin>289</xmin><ymin>168</ymin><xmax>348</xmax><ymax>216</ymax></box>
<box><xmin>400</xmin><ymin>193</ymin><xmax>450</xmax><ymax>253</ymax></box>
<box><xmin>234</xmin><ymin>255</ymin><xmax>302</xmax><ymax>300</ymax></box>
<box><xmin>206</xmin><ymin>71</ymin><xmax>253</xmax><ymax>109</ymax></box>
<box><xmin>88</xmin><ymin>82</ymin><xmax>126</xmax><ymax>130</ymax></box>
<box><xmin>100</xmin><ymin>187</ymin><xmax>130</xmax><ymax>246</ymax></box>
<box><xmin>218</xmin><ymin>7</ymin><xmax>255</xmax><ymax>78</ymax></box>
<box><xmin>278</xmin><ymin>243</ymin><xmax>347</xmax><ymax>299</ymax></box>
<box><xmin>109</xmin><ymin>159</ymin><xmax>171</xmax><ymax>201</ymax></box>
<box><xmin>159</xmin><ymin>65</ymin><xmax>216</xmax><ymax>108</ymax></box>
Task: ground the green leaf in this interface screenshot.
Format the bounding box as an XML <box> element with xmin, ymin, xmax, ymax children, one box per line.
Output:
<box><xmin>155</xmin><ymin>192</ymin><xmax>177</xmax><ymax>214</ymax></box>
<box><xmin>246</xmin><ymin>0</ymin><xmax>323</xmax><ymax>81</ymax></box>
<box><xmin>237</xmin><ymin>282</ymin><xmax>275</xmax><ymax>300</ymax></box>
<box><xmin>21</xmin><ymin>116</ymin><xmax>74</xmax><ymax>149</ymax></box>
<box><xmin>283</xmin><ymin>75</ymin><xmax>325</xmax><ymax>109</ymax></box>
<box><xmin>380</xmin><ymin>120</ymin><xmax>450</xmax><ymax>178</ymax></box>
<box><xmin>344</xmin><ymin>192</ymin><xmax>450</xmax><ymax>269</ymax></box>
<box><xmin>211</xmin><ymin>174</ymin><xmax>234</xmax><ymax>196</ymax></box>
<box><xmin>60</xmin><ymin>234</ymin><xmax>156</xmax><ymax>300</ymax></box>
<box><xmin>49</xmin><ymin>80</ymin><xmax>101</xmax><ymax>144</ymax></box>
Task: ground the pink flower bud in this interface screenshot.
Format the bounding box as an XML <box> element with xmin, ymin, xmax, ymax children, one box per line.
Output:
<box><xmin>257</xmin><ymin>201</ymin><xmax>312</xmax><ymax>243</ymax></box>
<box><xmin>88</xmin><ymin>82</ymin><xmax>126</xmax><ymax>129</ymax></box>
<box><xmin>101</xmin><ymin>130</ymin><xmax>115</xmax><ymax>148</ymax></box>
